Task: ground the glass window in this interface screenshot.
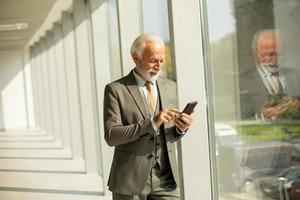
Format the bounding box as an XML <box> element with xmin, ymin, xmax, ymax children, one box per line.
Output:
<box><xmin>107</xmin><ymin>0</ymin><xmax>122</xmax><ymax>80</ymax></box>
<box><xmin>140</xmin><ymin>0</ymin><xmax>175</xmax><ymax>80</ymax></box>
<box><xmin>205</xmin><ymin>0</ymin><xmax>300</xmax><ymax>199</ymax></box>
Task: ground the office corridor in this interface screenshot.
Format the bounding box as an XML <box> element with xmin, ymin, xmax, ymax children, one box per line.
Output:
<box><xmin>0</xmin><ymin>0</ymin><xmax>207</xmax><ymax>199</ymax></box>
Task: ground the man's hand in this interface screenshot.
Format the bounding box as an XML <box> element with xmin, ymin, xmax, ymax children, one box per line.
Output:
<box><xmin>153</xmin><ymin>108</ymin><xmax>179</xmax><ymax>128</ymax></box>
<box><xmin>174</xmin><ymin>112</ymin><xmax>193</xmax><ymax>132</ymax></box>
<box><xmin>262</xmin><ymin>104</ymin><xmax>288</xmax><ymax>120</ymax></box>
<box><xmin>263</xmin><ymin>97</ymin><xmax>300</xmax><ymax>120</ymax></box>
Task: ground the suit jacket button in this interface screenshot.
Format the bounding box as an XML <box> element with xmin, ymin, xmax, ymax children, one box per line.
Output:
<box><xmin>147</xmin><ymin>154</ymin><xmax>154</xmax><ymax>159</ymax></box>
<box><xmin>147</xmin><ymin>135</ymin><xmax>154</xmax><ymax>140</ymax></box>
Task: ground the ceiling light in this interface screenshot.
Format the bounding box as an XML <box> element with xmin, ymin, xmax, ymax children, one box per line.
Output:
<box><xmin>0</xmin><ymin>23</ymin><xmax>28</xmax><ymax>31</ymax></box>
<box><xmin>0</xmin><ymin>36</ymin><xmax>22</xmax><ymax>40</ymax></box>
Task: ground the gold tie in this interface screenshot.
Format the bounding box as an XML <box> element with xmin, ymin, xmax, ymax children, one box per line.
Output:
<box><xmin>145</xmin><ymin>81</ymin><xmax>156</xmax><ymax>113</ymax></box>
<box><xmin>271</xmin><ymin>74</ymin><xmax>284</xmax><ymax>94</ymax></box>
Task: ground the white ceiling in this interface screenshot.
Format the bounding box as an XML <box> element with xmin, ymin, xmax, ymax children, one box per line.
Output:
<box><xmin>0</xmin><ymin>0</ymin><xmax>57</xmax><ymax>50</ymax></box>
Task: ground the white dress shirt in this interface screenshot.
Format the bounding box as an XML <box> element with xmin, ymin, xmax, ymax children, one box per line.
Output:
<box><xmin>256</xmin><ymin>63</ymin><xmax>286</xmax><ymax>95</ymax></box>
<box><xmin>133</xmin><ymin>69</ymin><xmax>159</xmax><ymax>131</ymax></box>
<box><xmin>133</xmin><ymin>69</ymin><xmax>185</xmax><ymax>135</ymax></box>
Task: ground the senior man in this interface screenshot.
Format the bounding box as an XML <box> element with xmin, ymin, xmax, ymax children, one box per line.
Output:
<box><xmin>103</xmin><ymin>33</ymin><xmax>194</xmax><ymax>200</ymax></box>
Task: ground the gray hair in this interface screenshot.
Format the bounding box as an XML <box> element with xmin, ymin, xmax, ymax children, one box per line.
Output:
<box><xmin>251</xmin><ymin>29</ymin><xmax>280</xmax><ymax>51</ymax></box>
<box><xmin>130</xmin><ymin>33</ymin><xmax>164</xmax><ymax>58</ymax></box>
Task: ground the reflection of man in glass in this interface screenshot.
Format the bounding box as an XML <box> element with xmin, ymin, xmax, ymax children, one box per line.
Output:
<box><xmin>240</xmin><ymin>29</ymin><xmax>300</xmax><ymax>120</ymax></box>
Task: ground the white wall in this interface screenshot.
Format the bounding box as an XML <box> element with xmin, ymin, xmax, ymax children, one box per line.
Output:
<box><xmin>0</xmin><ymin>50</ymin><xmax>29</xmax><ymax>130</ymax></box>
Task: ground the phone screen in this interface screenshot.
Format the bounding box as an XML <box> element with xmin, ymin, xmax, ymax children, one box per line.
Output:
<box><xmin>182</xmin><ymin>101</ymin><xmax>198</xmax><ymax>115</ymax></box>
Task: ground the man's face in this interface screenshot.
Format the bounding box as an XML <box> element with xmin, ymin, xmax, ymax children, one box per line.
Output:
<box><xmin>256</xmin><ymin>36</ymin><xmax>280</xmax><ymax>72</ymax></box>
<box><xmin>133</xmin><ymin>42</ymin><xmax>165</xmax><ymax>82</ymax></box>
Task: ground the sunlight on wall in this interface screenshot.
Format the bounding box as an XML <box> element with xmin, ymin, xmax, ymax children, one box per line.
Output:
<box><xmin>2</xmin><ymin>72</ymin><xmax>27</xmax><ymax>129</ymax></box>
<box><xmin>0</xmin><ymin>50</ymin><xmax>28</xmax><ymax>130</ymax></box>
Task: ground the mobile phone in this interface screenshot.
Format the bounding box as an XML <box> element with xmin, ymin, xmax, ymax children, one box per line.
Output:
<box><xmin>182</xmin><ymin>101</ymin><xmax>198</xmax><ymax>115</ymax></box>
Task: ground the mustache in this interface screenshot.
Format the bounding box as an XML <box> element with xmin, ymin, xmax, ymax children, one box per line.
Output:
<box><xmin>262</xmin><ymin>63</ymin><xmax>280</xmax><ymax>73</ymax></box>
<box><xmin>149</xmin><ymin>70</ymin><xmax>161</xmax><ymax>76</ymax></box>
<box><xmin>262</xmin><ymin>63</ymin><xmax>279</xmax><ymax>67</ymax></box>
<box><xmin>150</xmin><ymin>70</ymin><xmax>161</xmax><ymax>73</ymax></box>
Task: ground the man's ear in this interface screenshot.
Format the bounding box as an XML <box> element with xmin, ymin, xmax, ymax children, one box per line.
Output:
<box><xmin>131</xmin><ymin>52</ymin><xmax>140</xmax><ymax>63</ymax></box>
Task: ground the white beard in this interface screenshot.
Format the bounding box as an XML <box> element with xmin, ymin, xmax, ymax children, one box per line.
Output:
<box><xmin>262</xmin><ymin>63</ymin><xmax>280</xmax><ymax>74</ymax></box>
<box><xmin>143</xmin><ymin>71</ymin><xmax>161</xmax><ymax>82</ymax></box>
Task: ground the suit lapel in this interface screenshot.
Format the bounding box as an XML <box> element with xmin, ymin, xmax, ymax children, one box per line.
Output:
<box><xmin>125</xmin><ymin>71</ymin><xmax>150</xmax><ymax>119</ymax></box>
<box><xmin>157</xmin><ymin>78</ymin><xmax>167</xmax><ymax>109</ymax></box>
<box><xmin>253</xmin><ymin>68</ymin><xmax>269</xmax><ymax>95</ymax></box>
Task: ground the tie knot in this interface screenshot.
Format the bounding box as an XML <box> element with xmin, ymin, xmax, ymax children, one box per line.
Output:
<box><xmin>145</xmin><ymin>81</ymin><xmax>153</xmax><ymax>90</ymax></box>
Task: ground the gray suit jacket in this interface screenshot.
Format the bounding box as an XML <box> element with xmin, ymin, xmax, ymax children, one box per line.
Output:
<box><xmin>240</xmin><ymin>68</ymin><xmax>269</xmax><ymax>119</ymax></box>
<box><xmin>103</xmin><ymin>70</ymin><xmax>182</xmax><ymax>195</ymax></box>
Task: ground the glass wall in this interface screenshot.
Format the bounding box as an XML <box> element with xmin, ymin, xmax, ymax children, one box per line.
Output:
<box><xmin>205</xmin><ymin>0</ymin><xmax>300</xmax><ymax>199</ymax></box>
<box><xmin>140</xmin><ymin>0</ymin><xmax>175</xmax><ymax>80</ymax></box>
<box><xmin>107</xmin><ymin>0</ymin><xmax>122</xmax><ymax>80</ymax></box>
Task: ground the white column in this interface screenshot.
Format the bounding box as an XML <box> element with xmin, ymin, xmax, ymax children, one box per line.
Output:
<box><xmin>31</xmin><ymin>44</ymin><xmax>43</xmax><ymax>128</ymax></box>
<box><xmin>23</xmin><ymin>47</ymin><xmax>36</xmax><ymax>128</ymax></box>
<box><xmin>39</xmin><ymin>39</ymin><xmax>54</xmax><ymax>134</ymax></box>
<box><xmin>168</xmin><ymin>0</ymin><xmax>212</xmax><ymax>199</ymax></box>
<box><xmin>29</xmin><ymin>46</ymin><xmax>41</xmax><ymax>129</ymax></box>
<box><xmin>37</xmin><ymin>44</ymin><xmax>48</xmax><ymax>130</ymax></box>
<box><xmin>37</xmin><ymin>43</ymin><xmax>49</xmax><ymax>131</ymax></box>
<box><xmin>53</xmin><ymin>24</ymin><xmax>72</xmax><ymax>149</ymax></box>
<box><xmin>89</xmin><ymin>0</ymin><xmax>114</xmax><ymax>193</ymax></box>
<box><xmin>117</xmin><ymin>0</ymin><xmax>142</xmax><ymax>74</ymax></box>
<box><xmin>45</xmin><ymin>32</ymin><xmax>62</xmax><ymax>141</ymax></box>
<box><xmin>73</xmin><ymin>0</ymin><xmax>100</xmax><ymax>173</ymax></box>
<box><xmin>33</xmin><ymin>45</ymin><xmax>47</xmax><ymax>129</ymax></box>
<box><xmin>61</xmin><ymin>12</ymin><xmax>84</xmax><ymax>159</ymax></box>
